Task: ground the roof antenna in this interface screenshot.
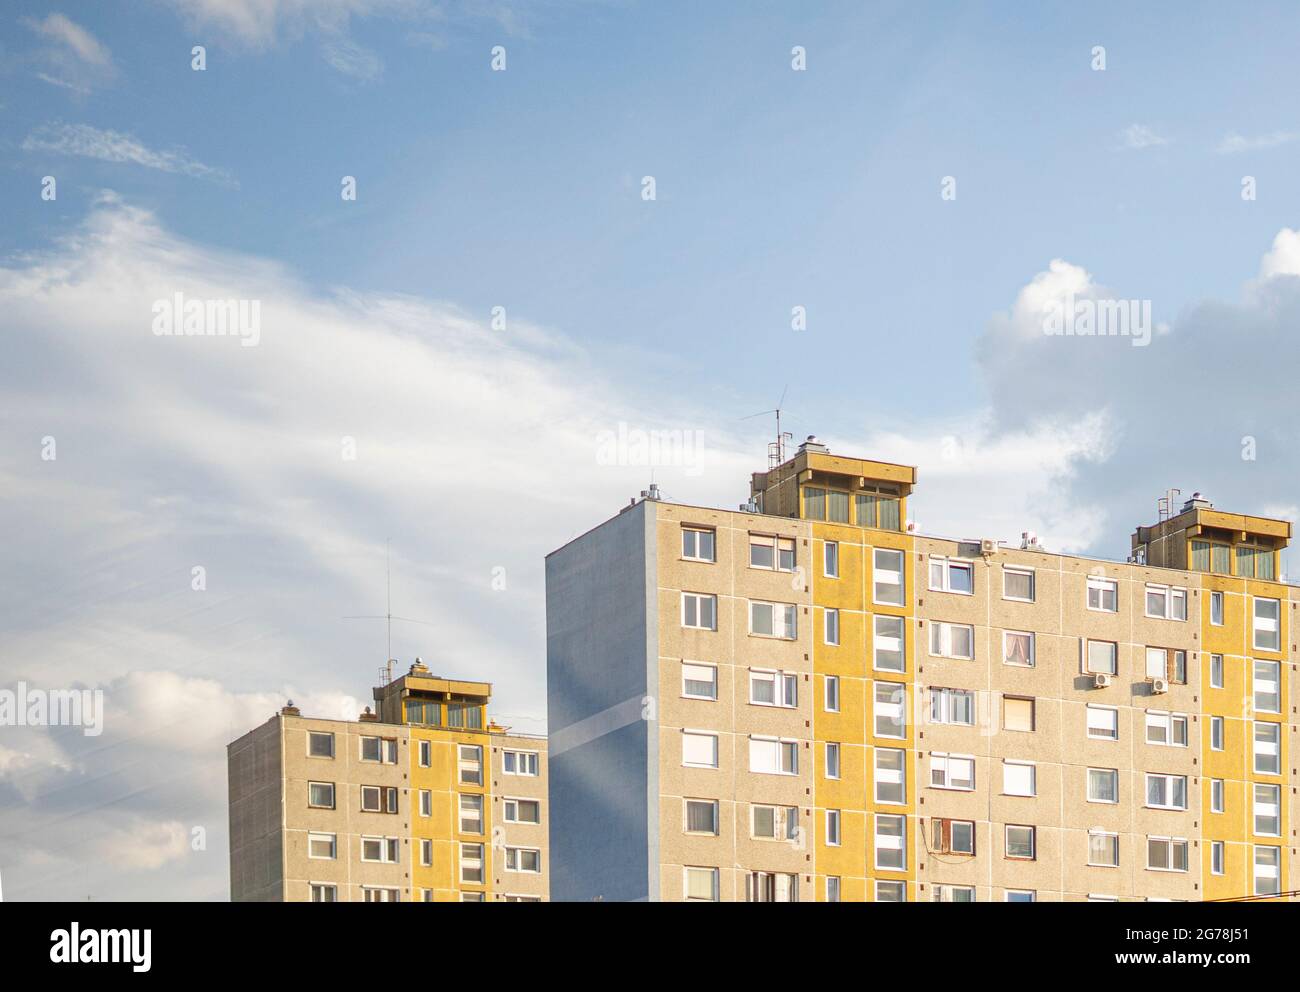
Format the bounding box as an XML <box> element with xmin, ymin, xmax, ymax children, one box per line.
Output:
<box><xmin>342</xmin><ymin>540</ymin><xmax>438</xmax><ymax>685</ymax></box>
<box><xmin>742</xmin><ymin>385</ymin><xmax>793</xmax><ymax>469</ymax></box>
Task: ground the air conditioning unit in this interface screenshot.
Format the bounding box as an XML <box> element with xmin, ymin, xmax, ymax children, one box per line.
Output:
<box><xmin>1151</xmin><ymin>677</ymin><xmax>1169</xmax><ymax>694</ymax></box>
<box><xmin>1092</xmin><ymin>673</ymin><xmax>1112</xmax><ymax>689</ymax></box>
<box><xmin>980</xmin><ymin>538</ymin><xmax>998</xmax><ymax>556</ymax></box>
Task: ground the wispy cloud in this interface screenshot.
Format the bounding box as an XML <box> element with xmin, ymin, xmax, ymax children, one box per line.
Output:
<box><xmin>1118</xmin><ymin>123</ymin><xmax>1169</xmax><ymax>150</ymax></box>
<box><xmin>21</xmin><ymin>123</ymin><xmax>236</xmax><ymax>187</ymax></box>
<box><xmin>321</xmin><ymin>38</ymin><xmax>384</xmax><ymax>80</ymax></box>
<box><xmin>21</xmin><ymin>13</ymin><xmax>115</xmax><ymax>92</ymax></box>
<box><xmin>1217</xmin><ymin>130</ymin><xmax>1297</xmax><ymax>154</ymax></box>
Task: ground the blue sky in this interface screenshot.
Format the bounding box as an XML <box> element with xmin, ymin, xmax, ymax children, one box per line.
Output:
<box><xmin>4</xmin><ymin>1</ymin><xmax>1300</xmax><ymax>899</ymax></box>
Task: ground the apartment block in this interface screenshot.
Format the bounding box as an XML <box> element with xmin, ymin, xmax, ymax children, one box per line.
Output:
<box><xmin>545</xmin><ymin>436</ymin><xmax>1297</xmax><ymax>902</ymax></box>
<box><xmin>228</xmin><ymin>660</ymin><xmax>548</xmax><ymax>902</ymax></box>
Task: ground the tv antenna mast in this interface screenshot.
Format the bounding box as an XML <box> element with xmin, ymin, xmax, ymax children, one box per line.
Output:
<box><xmin>342</xmin><ymin>540</ymin><xmax>438</xmax><ymax>684</ymax></box>
<box><xmin>743</xmin><ymin>385</ymin><xmax>794</xmax><ymax>469</ymax></box>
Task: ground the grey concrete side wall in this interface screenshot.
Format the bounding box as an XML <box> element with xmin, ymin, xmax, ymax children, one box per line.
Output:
<box><xmin>546</xmin><ymin>501</ymin><xmax>657</xmax><ymax>901</ymax></box>
<box><xmin>227</xmin><ymin>716</ymin><xmax>285</xmax><ymax>901</ymax></box>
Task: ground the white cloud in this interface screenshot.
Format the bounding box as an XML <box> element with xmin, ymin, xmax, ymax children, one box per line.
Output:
<box><xmin>21</xmin><ymin>123</ymin><xmax>235</xmax><ymax>186</ymax></box>
<box><xmin>321</xmin><ymin>38</ymin><xmax>384</xmax><ymax>79</ymax></box>
<box><xmin>23</xmin><ymin>13</ymin><xmax>113</xmax><ymax>67</ymax></box>
<box><xmin>1217</xmin><ymin>130</ymin><xmax>1296</xmax><ymax>154</ymax></box>
<box><xmin>21</xmin><ymin>13</ymin><xmax>116</xmax><ymax>92</ymax></box>
<box><xmin>1119</xmin><ymin>123</ymin><xmax>1169</xmax><ymax>150</ymax></box>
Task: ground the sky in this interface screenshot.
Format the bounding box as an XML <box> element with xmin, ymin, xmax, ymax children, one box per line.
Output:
<box><xmin>3</xmin><ymin>1</ymin><xmax>1300</xmax><ymax>899</ymax></box>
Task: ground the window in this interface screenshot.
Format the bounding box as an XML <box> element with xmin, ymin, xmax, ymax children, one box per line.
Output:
<box><xmin>684</xmin><ymin>866</ymin><xmax>719</xmax><ymax>902</ymax></box>
<box><xmin>1145</xmin><ymin>774</ymin><xmax>1188</xmax><ymax>810</ymax></box>
<box><xmin>872</xmin><ymin>548</ymin><xmax>904</xmax><ymax>605</ymax></box>
<box><xmin>932</xmin><ymin>817</ymin><xmax>975</xmax><ymax>854</ymax></box>
<box><xmin>1253</xmin><ymin>597</ymin><xmax>1281</xmax><ymax>651</ymax></box>
<box><xmin>1145</xmin><ymin>584</ymin><xmax>1187</xmax><ymax>621</ymax></box>
<box><xmin>746</xmin><ymin>871</ymin><xmax>800</xmax><ymax>902</ymax></box>
<box><xmin>1255</xmin><ymin>783</ymin><xmax>1281</xmax><ymax>836</ymax></box>
<box><xmin>1145</xmin><ymin>711</ymin><xmax>1188</xmax><ymax>747</ymax></box>
<box><xmin>308</xmin><ymin>782</ymin><xmax>335</xmax><ymax>809</ymax></box>
<box><xmin>856</xmin><ymin>485</ymin><xmax>901</xmax><ymax>530</ymax></box>
<box><xmin>307</xmin><ymin>832</ymin><xmax>336</xmax><ymax>859</ymax></box>
<box><xmin>1088</xmin><ymin>831</ymin><xmax>1119</xmax><ymax>867</ymax></box>
<box><xmin>930</xmin><ymin>687</ymin><xmax>975</xmax><ymax>726</ymax></box>
<box><xmin>1088</xmin><ymin>768</ymin><xmax>1118</xmax><ymax>804</ymax></box>
<box><xmin>826</xmin><ymin>810</ymin><xmax>842</xmax><ymax>845</ymax></box>
<box><xmin>826</xmin><ymin>877</ymin><xmax>841</xmax><ymax>902</ymax></box>
<box><xmin>360</xmin><ymin>785</ymin><xmax>398</xmax><ymax>814</ymax></box>
<box><xmin>749</xmin><ymin>736</ymin><xmax>798</xmax><ymax>775</ymax></box>
<box><xmin>823</xmin><ymin>541</ymin><xmax>839</xmax><ymax>577</ymax></box>
<box><xmin>874</xmin><ymin>681</ymin><xmax>906</xmax><ymax>738</ymax></box>
<box><xmin>1003</xmin><ymin>761</ymin><xmax>1035</xmax><ymax>797</ymax></box>
<box><xmin>1238</xmin><ymin>544</ymin><xmax>1276</xmax><ymax>580</ymax></box>
<box><xmin>751</xmin><ymin>804</ymin><xmax>799</xmax><ymax>841</ymax></box>
<box><xmin>1211</xmin><ymin>841</ymin><xmax>1225</xmax><ymax>876</ymax></box>
<box><xmin>460</xmin><ymin>843</ymin><xmax>484</xmax><ymax>884</ymax></box>
<box><xmin>1254</xmin><ymin>660</ymin><xmax>1281</xmax><ymax>713</ymax></box>
<box><xmin>932</xmin><ymin>885</ymin><xmax>974</xmax><ymax>903</ymax></box>
<box><xmin>681</xmin><ymin>527</ymin><xmax>715</xmax><ymax>562</ymax></box>
<box><xmin>1006</xmin><ymin>890</ymin><xmax>1036</xmax><ymax>903</ymax></box>
<box><xmin>681</xmin><ymin>662</ymin><xmax>717</xmax><ymax>701</ymax></box>
<box><xmin>504</xmin><ymin>847</ymin><xmax>542</xmax><ymax>873</ymax></box>
<box><xmin>875</xmin><ymin>881</ymin><xmax>906</xmax><ymax>902</ymax></box>
<box><xmin>825</xmin><ymin>742</ymin><xmax>841</xmax><ymax>780</ymax></box>
<box><xmin>749</xmin><ymin>600</ymin><xmax>797</xmax><ymax>639</ymax></box>
<box><xmin>503</xmin><ymin>749</ymin><xmax>539</xmax><ymax>776</ymax></box>
<box><xmin>1254</xmin><ymin>721</ymin><xmax>1281</xmax><ymax>775</ymax></box>
<box><xmin>750</xmin><ymin>669</ymin><xmax>798</xmax><ymax>707</ymax></box>
<box><xmin>929</xmin><ymin>556</ymin><xmax>973</xmax><ymax>594</ymax></box>
<box><xmin>360</xmin><ymin>736</ymin><xmax>398</xmax><ymax>764</ymax></box>
<box><xmin>1210</xmin><ymin>591</ymin><xmax>1224</xmax><ymax>626</ymax></box>
<box><xmin>1002</xmin><ymin>696</ymin><xmax>1035</xmax><ymax>733</ymax></box>
<box><xmin>1145</xmin><ymin>647</ymin><xmax>1186</xmax><ymax>683</ymax></box>
<box><xmin>1210</xmin><ymin>716</ymin><xmax>1224</xmax><ymax>751</ymax></box>
<box><xmin>804</xmin><ymin>485</ymin><xmax>850</xmax><ymax>524</ymax></box>
<box><xmin>930</xmin><ymin>621</ymin><xmax>974</xmax><ymax>659</ymax></box>
<box><xmin>310</xmin><ymin>884</ymin><xmax>337</xmax><ymax>902</ymax></box>
<box><xmin>1211</xmin><ymin>778</ymin><xmax>1224</xmax><ymax>813</ymax></box>
<box><xmin>1006</xmin><ymin>824</ymin><xmax>1035</xmax><ymax>860</ymax></box>
<box><xmin>1210</xmin><ymin>654</ymin><xmax>1224</xmax><ymax>689</ymax></box>
<box><xmin>458</xmin><ymin>744</ymin><xmax>483</xmax><ymax>785</ymax></box>
<box><xmin>1085</xmin><ymin>639</ymin><xmax>1117</xmax><ymax>676</ymax></box>
<box><xmin>418</xmin><ymin>739</ymin><xmax>431</xmax><ymax>767</ymax></box>
<box><xmin>362</xmin><ymin>887</ymin><xmax>399</xmax><ymax>902</ymax></box>
<box><xmin>1147</xmin><ymin>837</ymin><xmax>1189</xmax><ymax>872</ymax></box>
<box><xmin>1004</xmin><ymin>630</ymin><xmax>1034</xmax><ymax>667</ymax></box>
<box><xmin>930</xmin><ymin>752</ymin><xmax>975</xmax><ymax>791</ymax></box>
<box><xmin>407</xmin><ymin>700</ymin><xmax>441</xmax><ymax>726</ymax></box>
<box><xmin>448</xmin><ymin>701</ymin><xmax>483</xmax><ymax>730</ymax></box>
<box><xmin>1087</xmin><ymin>575</ymin><xmax>1119</xmax><ymax>612</ymax></box>
<box><xmin>419</xmin><ymin>789</ymin><xmax>431</xmax><ymax>818</ymax></box>
<box><xmin>824</xmin><ymin>608</ymin><xmax>840</xmax><ymax>645</ymax></box>
<box><xmin>503</xmin><ymin>798</ymin><xmax>540</xmax><ymax>824</ymax></box>
<box><xmin>873</xmin><ymin>615</ymin><xmax>905</xmax><ymax>671</ymax></box>
<box><xmin>874</xmin><ymin>814</ymin><xmax>906</xmax><ymax>870</ymax></box>
<box><xmin>460</xmin><ymin>892</ymin><xmax>484</xmax><ymax>903</ymax></box>
<box><xmin>750</xmin><ymin>534</ymin><xmax>796</xmax><ymax>572</ymax></box>
<box><xmin>1087</xmin><ymin>705</ymin><xmax>1119</xmax><ymax>740</ymax></box>
<box><xmin>875</xmin><ymin>747</ymin><xmax>906</xmax><ymax>803</ymax></box>
<box><xmin>1254</xmin><ymin>846</ymin><xmax>1281</xmax><ymax>896</ymax></box>
<box><xmin>361</xmin><ymin>836</ymin><xmax>401</xmax><ymax>864</ymax></box>
<box><xmin>824</xmin><ymin>675</ymin><xmax>840</xmax><ymax>713</ymax></box>
<box><xmin>681</xmin><ymin>592</ymin><xmax>717</xmax><ymax>631</ymax></box>
<box><xmin>1003</xmin><ymin>566</ymin><xmax>1034</xmax><ymax>602</ymax></box>
<box><xmin>682</xmin><ymin>730</ymin><xmax>718</xmax><ymax>768</ymax></box>
<box><xmin>684</xmin><ymin>799</ymin><xmax>718</xmax><ymax>835</ymax></box>
<box><xmin>420</xmin><ymin>838</ymin><xmax>432</xmax><ymax>867</ymax></box>
<box><xmin>308</xmin><ymin>732</ymin><xmax>334</xmax><ymax>758</ymax></box>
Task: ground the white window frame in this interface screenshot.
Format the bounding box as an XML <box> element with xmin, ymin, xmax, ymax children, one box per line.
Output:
<box><xmin>873</xmin><ymin>813</ymin><xmax>906</xmax><ymax>871</ymax></box>
<box><xmin>681</xmin><ymin>526</ymin><xmax>716</xmax><ymax>563</ymax></box>
<box><xmin>307</xmin><ymin>832</ymin><xmax>336</xmax><ymax>860</ymax></box>
<box><xmin>749</xmin><ymin>533</ymin><xmax>796</xmax><ymax>572</ymax></box>
<box><xmin>1145</xmin><ymin>583</ymin><xmax>1187</xmax><ymax>621</ymax></box>
<box><xmin>1086</xmin><ymin>575</ymin><xmax>1119</xmax><ymax>613</ymax></box>
<box><xmin>873</xmin><ymin>681</ymin><xmax>906</xmax><ymax>739</ymax></box>
<box><xmin>872</xmin><ymin>548</ymin><xmax>905</xmax><ymax>606</ymax></box>
<box><xmin>872</xmin><ymin>614</ymin><xmax>905</xmax><ymax>672</ymax></box>
<box><xmin>307</xmin><ymin>731</ymin><xmax>335</xmax><ymax>758</ymax></box>
<box><xmin>503</xmin><ymin>797</ymin><xmax>541</xmax><ymax>825</ymax></box>
<box><xmin>681</xmin><ymin>661</ymin><xmax>718</xmax><ymax>701</ymax></box>
<box><xmin>824</xmin><ymin>675</ymin><xmax>840</xmax><ymax>713</ymax></box>
<box><xmin>419</xmin><ymin>789</ymin><xmax>431</xmax><ymax>818</ymax></box>
<box><xmin>826</xmin><ymin>809</ymin><xmax>842</xmax><ymax>846</ymax></box>
<box><xmin>929</xmin><ymin>686</ymin><xmax>975</xmax><ymax>727</ymax></box>
<box><xmin>1252</xmin><ymin>597</ymin><xmax>1281</xmax><ymax>652</ymax></box>
<box><xmin>1145</xmin><ymin>773</ymin><xmax>1189</xmax><ymax>811</ymax></box>
<box><xmin>1254</xmin><ymin>721</ymin><xmax>1281</xmax><ymax>775</ymax></box>
<box><xmin>1255</xmin><ymin>783</ymin><xmax>1281</xmax><ymax>837</ymax></box>
<box><xmin>1254</xmin><ymin>659</ymin><xmax>1281</xmax><ymax>714</ymax></box>
<box><xmin>1254</xmin><ymin>845</ymin><xmax>1281</xmax><ymax>896</ymax></box>
<box><xmin>1087</xmin><ymin>830</ymin><xmax>1119</xmax><ymax>868</ymax></box>
<box><xmin>1210</xmin><ymin>591</ymin><xmax>1224</xmax><ymax>626</ymax></box>
<box><xmin>929</xmin><ymin>555</ymin><xmax>974</xmax><ymax>595</ymax></box>
<box><xmin>1087</xmin><ymin>767</ymin><xmax>1119</xmax><ymax>804</ymax></box>
<box><xmin>749</xmin><ymin>600</ymin><xmax>797</xmax><ymax>640</ymax></box>
<box><xmin>681</xmin><ymin>592</ymin><xmax>718</xmax><ymax>631</ymax></box>
<box><xmin>1145</xmin><ymin>710</ymin><xmax>1188</xmax><ymax>747</ymax></box>
<box><xmin>681</xmin><ymin>729</ymin><xmax>719</xmax><ymax>769</ymax></box>
<box><xmin>360</xmin><ymin>835</ymin><xmax>401</xmax><ymax>864</ymax></box>
<box><xmin>874</xmin><ymin>746</ymin><xmax>906</xmax><ymax>804</ymax></box>
<box><xmin>1002</xmin><ymin>566</ymin><xmax>1035</xmax><ymax>603</ymax></box>
<box><xmin>1211</xmin><ymin>778</ymin><xmax>1224</xmax><ymax>814</ymax></box>
<box><xmin>930</xmin><ymin>751</ymin><xmax>975</xmax><ymax>791</ymax></box>
<box><xmin>1146</xmin><ymin>836</ymin><xmax>1189</xmax><ymax>873</ymax></box>
<box><xmin>1005</xmin><ymin>824</ymin><xmax>1036</xmax><ymax>861</ymax></box>
<box><xmin>502</xmin><ymin>749</ymin><xmax>540</xmax><ymax>777</ymax></box>
<box><xmin>1210</xmin><ymin>715</ymin><xmax>1224</xmax><ymax>751</ymax></box>
<box><xmin>1086</xmin><ymin>704</ymin><xmax>1119</xmax><ymax>741</ymax></box>
<box><xmin>1003</xmin><ymin>629</ymin><xmax>1035</xmax><ymax>667</ymax></box>
<box><xmin>683</xmin><ymin>798</ymin><xmax>719</xmax><ymax>836</ymax></box>
<box><xmin>308</xmin><ymin>781</ymin><xmax>336</xmax><ymax>809</ymax></box>
<box><xmin>1211</xmin><ymin>840</ymin><xmax>1225</xmax><ymax>875</ymax></box>
<box><xmin>823</xmin><ymin>541</ymin><xmax>839</xmax><ymax>578</ymax></box>
<box><xmin>749</xmin><ymin>668</ymin><xmax>798</xmax><ymax>708</ymax></box>
<box><xmin>1209</xmin><ymin>654</ymin><xmax>1224</xmax><ymax>689</ymax></box>
<box><xmin>749</xmin><ymin>735</ymin><xmax>799</xmax><ymax>776</ymax></box>
<box><xmin>1002</xmin><ymin>760</ymin><xmax>1036</xmax><ymax>797</ymax></box>
<box><xmin>504</xmin><ymin>846</ymin><xmax>543</xmax><ymax>874</ymax></box>
<box><xmin>929</xmin><ymin>620</ymin><xmax>974</xmax><ymax>660</ymax></box>
<box><xmin>683</xmin><ymin>866</ymin><xmax>719</xmax><ymax>902</ymax></box>
<box><xmin>824</xmin><ymin>608</ymin><xmax>840</xmax><ymax>646</ymax></box>
<box><xmin>825</xmin><ymin>741</ymin><xmax>841</xmax><ymax>780</ymax></box>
